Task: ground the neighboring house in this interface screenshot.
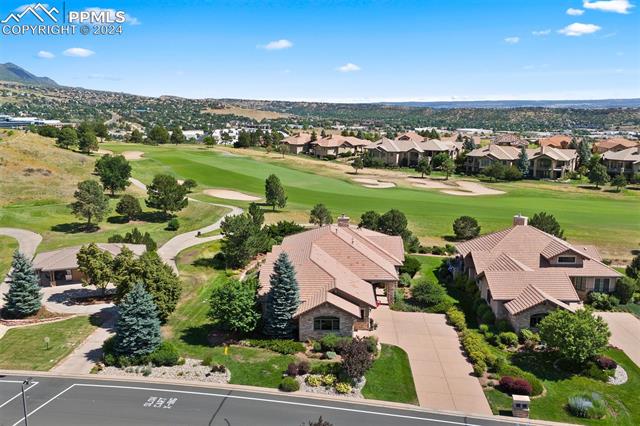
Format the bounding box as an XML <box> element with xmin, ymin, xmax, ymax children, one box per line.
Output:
<box><xmin>395</xmin><ymin>131</ymin><xmax>425</xmax><ymax>143</ymax></box>
<box><xmin>539</xmin><ymin>135</ymin><xmax>573</xmax><ymax>149</ymax></box>
<box><xmin>454</xmin><ymin>215</ymin><xmax>622</xmax><ymax>331</ymax></box>
<box><xmin>593</xmin><ymin>138</ymin><xmax>639</xmax><ymax>154</ymax></box>
<box><xmin>493</xmin><ymin>134</ymin><xmax>529</xmax><ymax>148</ymax></box>
<box><xmin>183</xmin><ymin>130</ymin><xmax>205</xmax><ymax>141</ymax></box>
<box><xmin>281</xmin><ymin>132</ymin><xmax>313</xmax><ymax>154</ymax></box>
<box><xmin>258</xmin><ymin>216</ymin><xmax>404</xmax><ymax>341</ymax></box>
<box><xmin>366</xmin><ymin>137</ymin><xmax>462</xmax><ymax>167</ymax></box>
<box><xmin>32</xmin><ymin>243</ymin><xmax>146</xmax><ymax>287</ymax></box>
<box><xmin>310</xmin><ymin>135</ymin><xmax>370</xmax><ymax>158</ymax></box>
<box><xmin>602</xmin><ymin>146</ymin><xmax>640</xmax><ymax>177</ymax></box>
<box><xmin>465</xmin><ymin>145</ymin><xmax>577</xmax><ymax>179</ymax></box>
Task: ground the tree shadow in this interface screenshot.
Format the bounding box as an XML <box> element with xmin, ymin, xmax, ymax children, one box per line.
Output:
<box><xmin>193</xmin><ymin>252</ymin><xmax>226</xmax><ymax>270</ymax></box>
<box><xmin>577</xmin><ymin>185</ymin><xmax>602</xmax><ymax>191</ymax></box>
<box><xmin>180</xmin><ymin>325</ymin><xmax>215</xmax><ymax>348</ymax></box>
<box><xmin>604</xmin><ymin>189</ymin><xmax>622</xmax><ymax>194</ymax></box>
<box><xmin>510</xmin><ymin>351</ymin><xmax>572</xmax><ymax>381</ymax></box>
<box><xmin>107</xmin><ymin>215</ymin><xmax>130</xmax><ymax>224</ymax></box>
<box><xmin>51</xmin><ymin>222</ymin><xmax>99</xmax><ymax>233</ymax></box>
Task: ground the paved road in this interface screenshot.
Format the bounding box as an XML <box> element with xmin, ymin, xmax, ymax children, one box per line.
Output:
<box><xmin>0</xmin><ymin>228</ymin><xmax>42</xmax><ymax>260</ymax></box>
<box><xmin>128</xmin><ymin>178</ymin><xmax>242</xmax><ymax>273</ymax></box>
<box><xmin>598</xmin><ymin>312</ymin><xmax>640</xmax><ymax>367</ymax></box>
<box><xmin>0</xmin><ymin>374</ymin><xmax>531</xmax><ymax>426</ymax></box>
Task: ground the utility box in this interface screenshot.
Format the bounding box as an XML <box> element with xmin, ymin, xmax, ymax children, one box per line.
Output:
<box><xmin>512</xmin><ymin>394</ymin><xmax>530</xmax><ymax>418</ymax></box>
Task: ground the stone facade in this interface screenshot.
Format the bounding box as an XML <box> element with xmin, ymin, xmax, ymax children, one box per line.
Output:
<box><xmin>507</xmin><ymin>302</ymin><xmax>557</xmax><ymax>332</ymax></box>
<box><xmin>298</xmin><ymin>303</ymin><xmax>357</xmax><ymax>341</ymax></box>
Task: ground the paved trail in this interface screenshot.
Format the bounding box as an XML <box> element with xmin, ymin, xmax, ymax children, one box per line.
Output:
<box><xmin>0</xmin><ymin>227</ymin><xmax>42</xmax><ymax>260</ymax></box>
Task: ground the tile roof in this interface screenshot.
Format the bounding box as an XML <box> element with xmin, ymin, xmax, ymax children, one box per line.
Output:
<box><xmin>311</xmin><ymin>135</ymin><xmax>370</xmax><ymax>148</ymax></box>
<box><xmin>282</xmin><ymin>132</ymin><xmax>313</xmax><ymax>146</ymax></box>
<box><xmin>602</xmin><ymin>146</ymin><xmax>640</xmax><ymax>163</ymax></box>
<box><xmin>466</xmin><ymin>145</ymin><xmax>576</xmax><ymax>162</ymax></box>
<box><xmin>367</xmin><ymin>137</ymin><xmax>461</xmax><ymax>154</ymax></box>
<box><xmin>259</xmin><ymin>224</ymin><xmax>403</xmax><ymax>318</ymax></box>
<box><xmin>33</xmin><ymin>243</ymin><xmax>146</xmax><ymax>272</ymax></box>
<box><xmin>504</xmin><ymin>284</ymin><xmax>576</xmax><ymax>315</ymax></box>
<box><xmin>396</xmin><ymin>131</ymin><xmax>425</xmax><ymax>142</ymax></box>
<box><xmin>494</xmin><ymin>134</ymin><xmax>528</xmax><ymax>147</ymax></box>
<box><xmin>594</xmin><ymin>138</ymin><xmax>639</xmax><ymax>152</ymax></box>
<box><xmin>539</xmin><ymin>135</ymin><xmax>572</xmax><ymax>149</ymax></box>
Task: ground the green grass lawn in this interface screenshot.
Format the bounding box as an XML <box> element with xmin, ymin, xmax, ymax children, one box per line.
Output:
<box><xmin>362</xmin><ymin>344</ymin><xmax>419</xmax><ymax>405</ymax></box>
<box><xmin>0</xmin><ymin>316</ymin><xmax>96</xmax><ymax>370</ymax></box>
<box><xmin>410</xmin><ymin>255</ymin><xmax>446</xmax><ymax>282</ymax></box>
<box><xmin>101</xmin><ymin>143</ymin><xmax>639</xmax><ymax>260</ymax></box>
<box><xmin>486</xmin><ymin>348</ymin><xmax>639</xmax><ymax>425</ymax></box>
<box><xmin>617</xmin><ymin>303</ymin><xmax>640</xmax><ymax>318</ymax></box>
<box><xmin>0</xmin><ymin>236</ymin><xmax>18</xmax><ymax>278</ymax></box>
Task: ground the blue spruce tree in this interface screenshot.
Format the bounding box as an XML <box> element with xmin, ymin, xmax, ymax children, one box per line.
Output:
<box><xmin>517</xmin><ymin>147</ymin><xmax>529</xmax><ymax>177</ymax></box>
<box><xmin>3</xmin><ymin>251</ymin><xmax>42</xmax><ymax>318</ymax></box>
<box><xmin>264</xmin><ymin>252</ymin><xmax>300</xmax><ymax>338</ymax></box>
<box><xmin>114</xmin><ymin>282</ymin><xmax>161</xmax><ymax>357</ymax></box>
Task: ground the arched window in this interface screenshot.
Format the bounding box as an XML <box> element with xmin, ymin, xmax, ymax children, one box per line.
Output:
<box><xmin>314</xmin><ymin>316</ymin><xmax>340</xmax><ymax>331</ymax></box>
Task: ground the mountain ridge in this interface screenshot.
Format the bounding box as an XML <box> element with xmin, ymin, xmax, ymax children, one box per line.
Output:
<box><xmin>0</xmin><ymin>62</ymin><xmax>58</xmax><ymax>86</ymax></box>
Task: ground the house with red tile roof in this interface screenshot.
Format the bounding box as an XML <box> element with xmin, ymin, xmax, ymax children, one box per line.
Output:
<box><xmin>365</xmin><ymin>136</ymin><xmax>463</xmax><ymax>167</ymax></box>
<box><xmin>602</xmin><ymin>146</ymin><xmax>640</xmax><ymax>177</ymax></box>
<box><xmin>310</xmin><ymin>134</ymin><xmax>370</xmax><ymax>158</ymax></box>
<box><xmin>593</xmin><ymin>138</ymin><xmax>639</xmax><ymax>154</ymax></box>
<box><xmin>258</xmin><ymin>215</ymin><xmax>404</xmax><ymax>341</ymax></box>
<box><xmin>538</xmin><ymin>135</ymin><xmax>573</xmax><ymax>149</ymax></box>
<box><xmin>493</xmin><ymin>133</ymin><xmax>529</xmax><ymax>148</ymax></box>
<box><xmin>281</xmin><ymin>132</ymin><xmax>314</xmax><ymax>154</ymax></box>
<box><xmin>454</xmin><ymin>215</ymin><xmax>621</xmax><ymax>331</ymax></box>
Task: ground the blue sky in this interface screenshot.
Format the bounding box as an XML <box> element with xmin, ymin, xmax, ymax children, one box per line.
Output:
<box><xmin>1</xmin><ymin>0</ymin><xmax>639</xmax><ymax>101</ymax></box>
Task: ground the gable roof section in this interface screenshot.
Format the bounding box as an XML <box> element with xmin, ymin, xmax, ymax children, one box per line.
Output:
<box><xmin>283</xmin><ymin>132</ymin><xmax>313</xmax><ymax>146</ymax></box>
<box><xmin>504</xmin><ymin>284</ymin><xmax>576</xmax><ymax>315</ymax></box>
<box><xmin>602</xmin><ymin>146</ymin><xmax>640</xmax><ymax>163</ymax></box>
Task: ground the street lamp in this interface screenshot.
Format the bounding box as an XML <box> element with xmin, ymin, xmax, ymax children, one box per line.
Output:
<box><xmin>21</xmin><ymin>377</ymin><xmax>32</xmax><ymax>426</ymax></box>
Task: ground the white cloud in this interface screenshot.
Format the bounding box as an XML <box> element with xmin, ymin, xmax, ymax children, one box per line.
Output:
<box><xmin>83</xmin><ymin>7</ymin><xmax>140</xmax><ymax>25</ymax></box>
<box><xmin>337</xmin><ymin>63</ymin><xmax>361</xmax><ymax>72</ymax></box>
<box><xmin>63</xmin><ymin>47</ymin><xmax>95</xmax><ymax>57</ymax></box>
<box><xmin>504</xmin><ymin>36</ymin><xmax>520</xmax><ymax>44</ymax></box>
<box><xmin>583</xmin><ymin>0</ymin><xmax>634</xmax><ymax>14</ymax></box>
<box><xmin>259</xmin><ymin>39</ymin><xmax>293</xmax><ymax>50</ymax></box>
<box><xmin>37</xmin><ymin>50</ymin><xmax>54</xmax><ymax>59</ymax></box>
<box><xmin>558</xmin><ymin>22</ymin><xmax>602</xmax><ymax>36</ymax></box>
<box><xmin>566</xmin><ymin>8</ymin><xmax>585</xmax><ymax>15</ymax></box>
<box><xmin>532</xmin><ymin>29</ymin><xmax>551</xmax><ymax>36</ymax></box>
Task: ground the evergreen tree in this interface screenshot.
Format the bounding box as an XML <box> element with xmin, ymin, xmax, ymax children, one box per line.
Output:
<box><xmin>264</xmin><ymin>253</ymin><xmax>300</xmax><ymax>338</ymax></box>
<box><xmin>114</xmin><ymin>283</ymin><xmax>162</xmax><ymax>357</ymax></box>
<box><xmin>310</xmin><ymin>131</ymin><xmax>318</xmax><ymax>142</ymax></box>
<box><xmin>56</xmin><ymin>126</ymin><xmax>78</xmax><ymax>149</ymax></box>
<box><xmin>265</xmin><ymin>174</ymin><xmax>287</xmax><ymax>211</ymax></box>
<box><xmin>170</xmin><ymin>125</ymin><xmax>186</xmax><ymax>145</ymax></box>
<box><xmin>69</xmin><ymin>180</ymin><xmax>110</xmax><ymax>227</ymax></box>
<box><xmin>3</xmin><ymin>251</ymin><xmax>42</xmax><ymax>318</ymax></box>
<box><xmin>116</xmin><ymin>194</ymin><xmax>142</xmax><ymax>221</ymax></box>
<box><xmin>128</xmin><ymin>129</ymin><xmax>144</xmax><ymax>144</ymax></box>
<box><xmin>517</xmin><ymin>147</ymin><xmax>529</xmax><ymax>176</ymax></box>
<box><xmin>529</xmin><ymin>211</ymin><xmax>564</xmax><ymax>239</ymax></box>
<box><xmin>248</xmin><ymin>202</ymin><xmax>264</xmax><ymax>226</ymax></box>
<box><xmin>309</xmin><ymin>203</ymin><xmax>333</xmax><ymax>226</ymax></box>
<box><xmin>462</xmin><ymin>137</ymin><xmax>476</xmax><ymax>151</ymax></box>
<box><xmin>577</xmin><ymin>140</ymin><xmax>591</xmax><ymax>167</ymax></box>
<box><xmin>611</xmin><ymin>174</ymin><xmax>627</xmax><ymax>191</ymax></box>
<box><xmin>359</xmin><ymin>210</ymin><xmax>381</xmax><ymax>230</ymax></box>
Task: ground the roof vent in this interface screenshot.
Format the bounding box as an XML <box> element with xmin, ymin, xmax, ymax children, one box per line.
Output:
<box><xmin>513</xmin><ymin>214</ymin><xmax>528</xmax><ymax>226</ymax></box>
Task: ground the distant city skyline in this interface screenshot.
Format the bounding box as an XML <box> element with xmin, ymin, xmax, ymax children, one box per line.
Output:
<box><xmin>2</xmin><ymin>0</ymin><xmax>639</xmax><ymax>101</ymax></box>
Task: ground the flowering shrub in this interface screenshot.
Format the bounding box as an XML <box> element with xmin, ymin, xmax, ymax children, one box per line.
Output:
<box><xmin>499</xmin><ymin>376</ymin><xmax>532</xmax><ymax>396</ymax></box>
<box><xmin>335</xmin><ymin>382</ymin><xmax>352</xmax><ymax>394</ymax></box>
<box><xmin>305</xmin><ymin>375</ymin><xmax>322</xmax><ymax>387</ymax></box>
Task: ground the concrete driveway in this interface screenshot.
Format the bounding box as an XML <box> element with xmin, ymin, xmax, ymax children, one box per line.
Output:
<box><xmin>597</xmin><ymin>312</ymin><xmax>640</xmax><ymax>367</ymax></box>
<box><xmin>367</xmin><ymin>307</ymin><xmax>491</xmax><ymax>415</ymax></box>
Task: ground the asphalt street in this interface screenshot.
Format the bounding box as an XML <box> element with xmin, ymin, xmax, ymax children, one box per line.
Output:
<box><xmin>0</xmin><ymin>374</ymin><xmax>533</xmax><ymax>426</ymax></box>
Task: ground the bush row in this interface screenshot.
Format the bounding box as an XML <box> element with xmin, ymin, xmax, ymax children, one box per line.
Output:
<box><xmin>243</xmin><ymin>339</ymin><xmax>305</xmax><ymax>355</ymax></box>
<box><xmin>102</xmin><ymin>338</ymin><xmax>181</xmax><ymax>368</ymax></box>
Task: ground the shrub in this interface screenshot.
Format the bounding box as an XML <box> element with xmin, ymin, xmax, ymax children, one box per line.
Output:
<box><xmin>399</xmin><ymin>272</ymin><xmax>413</xmax><ymax>287</ymax></box>
<box><xmin>498</xmin><ymin>332</ymin><xmax>519</xmax><ymax>347</ymax></box>
<box><xmin>210</xmin><ymin>363</ymin><xmax>226</xmax><ymax>373</ymax></box>
<box><xmin>615</xmin><ymin>277</ymin><xmax>637</xmax><ymax>304</ymax></box>
<box><xmin>473</xmin><ymin>361</ymin><xmax>487</xmax><ymax>376</ymax></box>
<box><xmin>335</xmin><ymin>382</ymin><xmax>352</xmax><ymax>394</ymax></box>
<box><xmin>306</xmin><ymin>375</ymin><xmax>322</xmax><ymax>387</ymax></box>
<box><xmin>498</xmin><ymin>365</ymin><xmax>544</xmax><ymax>396</ymax></box>
<box><xmin>587</xmin><ymin>292</ymin><xmax>619</xmax><ymax>310</ymax></box>
<box><xmin>148</xmin><ymin>341</ymin><xmax>181</xmax><ymax>366</ymax></box>
<box><xmin>363</xmin><ymin>336</ymin><xmax>378</xmax><ymax>354</ymax></box>
<box><xmin>479</xmin><ymin>324</ymin><xmax>489</xmax><ymax>334</ymax></box>
<box><xmin>142</xmin><ymin>364</ymin><xmax>152</xmax><ymax>377</ymax></box>
<box><xmin>341</xmin><ymin>338</ymin><xmax>373</xmax><ymax>380</ymax></box>
<box><xmin>495</xmin><ymin>320</ymin><xmax>512</xmax><ymax>333</ymax></box>
<box><xmin>596</xmin><ymin>355</ymin><xmax>617</xmax><ymax>370</ymax></box>
<box><xmin>310</xmin><ymin>362</ymin><xmax>341</xmax><ymax>376</ymax></box>
<box><xmin>279</xmin><ymin>376</ymin><xmax>300</xmax><ymax>392</ymax></box>
<box><xmin>166</xmin><ymin>218</ymin><xmax>180</xmax><ymax>231</ymax></box>
<box><xmin>319</xmin><ymin>334</ymin><xmax>351</xmax><ymax>353</ymax></box>
<box><xmin>499</xmin><ymin>376</ymin><xmax>532</xmax><ymax>395</ymax></box>
<box><xmin>202</xmin><ymin>354</ymin><xmax>213</xmax><ymax>366</ymax></box>
<box><xmin>325</xmin><ymin>351</ymin><xmax>337</xmax><ymax>360</ymax></box>
<box><xmin>479</xmin><ymin>309</ymin><xmax>495</xmax><ymax>325</ymax></box>
<box><xmin>312</xmin><ymin>340</ymin><xmax>322</xmax><ymax>352</ymax></box>
<box><xmin>568</xmin><ymin>393</ymin><xmax>607</xmax><ymax>419</ymax></box>
<box><xmin>321</xmin><ymin>374</ymin><xmax>336</xmax><ymax>386</ymax></box>
<box><xmin>519</xmin><ymin>328</ymin><xmax>540</xmax><ymax>344</ymax></box>
<box><xmin>298</xmin><ymin>360</ymin><xmax>311</xmax><ymax>375</ymax></box>
<box><xmin>411</xmin><ymin>279</ymin><xmax>450</xmax><ymax>307</ymax></box>
<box><xmin>568</xmin><ymin>395</ymin><xmax>593</xmax><ymax>418</ymax></box>
<box><xmin>287</xmin><ymin>362</ymin><xmax>300</xmax><ymax>376</ymax></box>
<box><xmin>399</xmin><ymin>257</ymin><xmax>421</xmax><ymax>277</ymax></box>
<box><xmin>446</xmin><ymin>307</ymin><xmax>467</xmax><ymax>331</ymax></box>
<box><xmin>584</xmin><ymin>363</ymin><xmax>612</xmax><ymax>382</ymax></box>
<box><xmin>245</xmin><ymin>339</ymin><xmax>305</xmax><ymax>355</ymax></box>
<box><xmin>461</xmin><ymin>329</ymin><xmax>494</xmax><ymax>369</ymax></box>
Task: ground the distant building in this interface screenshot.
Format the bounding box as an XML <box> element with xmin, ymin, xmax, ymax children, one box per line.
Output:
<box><xmin>0</xmin><ymin>115</ymin><xmax>63</xmax><ymax>129</ymax></box>
<box><xmin>182</xmin><ymin>130</ymin><xmax>205</xmax><ymax>141</ymax></box>
<box><xmin>602</xmin><ymin>146</ymin><xmax>640</xmax><ymax>177</ymax></box>
<box><xmin>366</xmin><ymin>136</ymin><xmax>462</xmax><ymax>167</ymax></box>
<box><xmin>281</xmin><ymin>132</ymin><xmax>314</xmax><ymax>154</ymax></box>
<box><xmin>593</xmin><ymin>138</ymin><xmax>639</xmax><ymax>154</ymax></box>
<box><xmin>493</xmin><ymin>133</ymin><xmax>529</xmax><ymax>148</ymax></box>
<box><xmin>310</xmin><ymin>134</ymin><xmax>370</xmax><ymax>158</ymax></box>
<box><xmin>538</xmin><ymin>135</ymin><xmax>573</xmax><ymax>149</ymax></box>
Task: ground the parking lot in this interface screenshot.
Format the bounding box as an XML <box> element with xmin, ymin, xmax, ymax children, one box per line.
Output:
<box><xmin>0</xmin><ymin>375</ymin><xmax>524</xmax><ymax>426</ymax></box>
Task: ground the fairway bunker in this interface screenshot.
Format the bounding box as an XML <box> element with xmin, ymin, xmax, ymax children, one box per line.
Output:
<box><xmin>122</xmin><ymin>151</ymin><xmax>145</xmax><ymax>160</ymax></box>
<box><xmin>353</xmin><ymin>178</ymin><xmax>396</xmax><ymax>188</ymax></box>
<box><xmin>203</xmin><ymin>189</ymin><xmax>261</xmax><ymax>201</ymax></box>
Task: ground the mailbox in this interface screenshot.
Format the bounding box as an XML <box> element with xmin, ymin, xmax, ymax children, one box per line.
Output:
<box><xmin>512</xmin><ymin>394</ymin><xmax>530</xmax><ymax>418</ymax></box>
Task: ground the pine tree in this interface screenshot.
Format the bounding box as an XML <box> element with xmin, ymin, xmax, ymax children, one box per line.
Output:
<box><xmin>264</xmin><ymin>252</ymin><xmax>300</xmax><ymax>338</ymax></box>
<box><xmin>517</xmin><ymin>147</ymin><xmax>529</xmax><ymax>176</ymax></box>
<box><xmin>3</xmin><ymin>251</ymin><xmax>42</xmax><ymax>318</ymax></box>
<box><xmin>114</xmin><ymin>283</ymin><xmax>161</xmax><ymax>357</ymax></box>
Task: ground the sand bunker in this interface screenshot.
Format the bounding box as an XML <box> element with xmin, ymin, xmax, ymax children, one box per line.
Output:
<box><xmin>408</xmin><ymin>177</ymin><xmax>505</xmax><ymax>196</ymax></box>
<box><xmin>96</xmin><ymin>148</ymin><xmax>114</xmax><ymax>155</ymax></box>
<box><xmin>122</xmin><ymin>151</ymin><xmax>145</xmax><ymax>160</ymax></box>
<box><xmin>353</xmin><ymin>178</ymin><xmax>396</xmax><ymax>189</ymax></box>
<box><xmin>203</xmin><ymin>189</ymin><xmax>261</xmax><ymax>201</ymax></box>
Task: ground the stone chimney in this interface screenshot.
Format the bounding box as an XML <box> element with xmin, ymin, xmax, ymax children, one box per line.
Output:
<box><xmin>337</xmin><ymin>214</ymin><xmax>350</xmax><ymax>227</ymax></box>
<box><xmin>513</xmin><ymin>214</ymin><xmax>528</xmax><ymax>226</ymax></box>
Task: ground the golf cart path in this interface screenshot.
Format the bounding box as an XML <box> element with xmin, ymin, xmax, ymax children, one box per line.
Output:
<box><xmin>0</xmin><ymin>227</ymin><xmax>42</xmax><ymax>260</ymax></box>
<box><xmin>129</xmin><ymin>178</ymin><xmax>243</xmax><ymax>272</ymax></box>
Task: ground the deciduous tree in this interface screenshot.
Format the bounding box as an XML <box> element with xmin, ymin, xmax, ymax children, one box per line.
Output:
<box><xmin>78</xmin><ymin>129</ymin><xmax>98</xmax><ymax>154</ymax></box>
<box><xmin>209</xmin><ymin>278</ymin><xmax>260</xmax><ymax>334</ymax></box>
<box><xmin>115</xmin><ymin>194</ymin><xmax>142</xmax><ymax>221</ymax></box>
<box><xmin>358</xmin><ymin>210</ymin><xmax>380</xmax><ymax>230</ymax></box>
<box><xmin>170</xmin><ymin>125</ymin><xmax>186</xmax><ymax>145</ymax></box>
<box><xmin>69</xmin><ymin>180</ymin><xmax>110</xmax><ymax>227</ymax></box>
<box><xmin>351</xmin><ymin>156</ymin><xmax>364</xmax><ymax>174</ymax></box>
<box><xmin>146</xmin><ymin>174</ymin><xmax>188</xmax><ymax>215</ymax></box>
<box><xmin>94</xmin><ymin>155</ymin><xmax>132</xmax><ymax>195</ymax></box>
<box><xmin>415</xmin><ymin>158</ymin><xmax>431</xmax><ymax>178</ymax></box>
<box><xmin>77</xmin><ymin>243</ymin><xmax>113</xmax><ymax>296</ymax></box>
<box><xmin>588</xmin><ymin>163</ymin><xmax>610</xmax><ymax>189</ymax></box>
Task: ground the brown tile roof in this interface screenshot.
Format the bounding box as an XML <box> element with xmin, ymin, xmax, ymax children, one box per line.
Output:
<box><xmin>282</xmin><ymin>132</ymin><xmax>313</xmax><ymax>146</ymax></box>
<box><xmin>33</xmin><ymin>243</ymin><xmax>146</xmax><ymax>272</ymax></box>
<box><xmin>368</xmin><ymin>137</ymin><xmax>461</xmax><ymax>154</ymax></box>
<box><xmin>311</xmin><ymin>135</ymin><xmax>370</xmax><ymax>148</ymax></box>
<box><xmin>602</xmin><ymin>146</ymin><xmax>640</xmax><ymax>163</ymax></box>
<box><xmin>504</xmin><ymin>284</ymin><xmax>576</xmax><ymax>315</ymax></box>
<box><xmin>466</xmin><ymin>145</ymin><xmax>576</xmax><ymax>162</ymax></box>
<box><xmin>484</xmin><ymin>270</ymin><xmax>580</xmax><ymax>301</ymax></box>
<box><xmin>259</xmin><ymin>224</ymin><xmax>403</xmax><ymax>318</ymax></box>
<box><xmin>594</xmin><ymin>138</ymin><xmax>639</xmax><ymax>153</ymax></box>
<box><xmin>396</xmin><ymin>131</ymin><xmax>425</xmax><ymax>142</ymax></box>
<box><xmin>494</xmin><ymin>134</ymin><xmax>528</xmax><ymax>147</ymax></box>
<box><xmin>539</xmin><ymin>135</ymin><xmax>572</xmax><ymax>149</ymax></box>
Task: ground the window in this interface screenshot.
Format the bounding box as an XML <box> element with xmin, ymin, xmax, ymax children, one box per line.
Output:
<box><xmin>530</xmin><ymin>313</ymin><xmax>547</xmax><ymax>328</ymax></box>
<box><xmin>572</xmin><ymin>276</ymin><xmax>587</xmax><ymax>291</ymax></box>
<box><xmin>557</xmin><ymin>256</ymin><xmax>576</xmax><ymax>264</ymax></box>
<box><xmin>313</xmin><ymin>316</ymin><xmax>340</xmax><ymax>331</ymax></box>
<box><xmin>594</xmin><ymin>278</ymin><xmax>610</xmax><ymax>293</ymax></box>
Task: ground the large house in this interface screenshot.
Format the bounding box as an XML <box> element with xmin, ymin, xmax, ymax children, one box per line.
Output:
<box><xmin>281</xmin><ymin>132</ymin><xmax>314</xmax><ymax>154</ymax></box>
<box><xmin>454</xmin><ymin>215</ymin><xmax>622</xmax><ymax>331</ymax></box>
<box><xmin>538</xmin><ymin>135</ymin><xmax>573</xmax><ymax>149</ymax></box>
<box><xmin>465</xmin><ymin>145</ymin><xmax>577</xmax><ymax>179</ymax></box>
<box><xmin>602</xmin><ymin>146</ymin><xmax>640</xmax><ymax>177</ymax></box>
<box><xmin>593</xmin><ymin>138</ymin><xmax>639</xmax><ymax>154</ymax></box>
<box><xmin>365</xmin><ymin>137</ymin><xmax>462</xmax><ymax>167</ymax></box>
<box><xmin>258</xmin><ymin>216</ymin><xmax>404</xmax><ymax>341</ymax></box>
<box><xmin>493</xmin><ymin>134</ymin><xmax>528</xmax><ymax>148</ymax></box>
<box><xmin>32</xmin><ymin>244</ymin><xmax>146</xmax><ymax>286</ymax></box>
<box><xmin>310</xmin><ymin>135</ymin><xmax>370</xmax><ymax>158</ymax></box>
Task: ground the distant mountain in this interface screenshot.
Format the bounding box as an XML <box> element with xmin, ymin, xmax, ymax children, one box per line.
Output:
<box><xmin>381</xmin><ymin>99</ymin><xmax>640</xmax><ymax>109</ymax></box>
<box><xmin>0</xmin><ymin>63</ymin><xmax>58</xmax><ymax>86</ymax></box>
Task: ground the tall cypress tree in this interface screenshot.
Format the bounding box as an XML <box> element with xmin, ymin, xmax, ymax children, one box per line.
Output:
<box><xmin>264</xmin><ymin>252</ymin><xmax>300</xmax><ymax>338</ymax></box>
<box><xmin>517</xmin><ymin>147</ymin><xmax>529</xmax><ymax>176</ymax></box>
<box><xmin>3</xmin><ymin>251</ymin><xmax>42</xmax><ymax>318</ymax></box>
<box><xmin>114</xmin><ymin>283</ymin><xmax>161</xmax><ymax>357</ymax></box>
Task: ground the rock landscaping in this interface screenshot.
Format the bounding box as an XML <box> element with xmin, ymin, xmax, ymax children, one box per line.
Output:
<box><xmin>298</xmin><ymin>374</ymin><xmax>365</xmax><ymax>399</ymax></box>
<box><xmin>608</xmin><ymin>365</ymin><xmax>628</xmax><ymax>385</ymax></box>
<box><xmin>97</xmin><ymin>358</ymin><xmax>230</xmax><ymax>383</ymax></box>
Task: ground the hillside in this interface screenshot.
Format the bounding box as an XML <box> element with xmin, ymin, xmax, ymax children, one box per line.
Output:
<box><xmin>0</xmin><ymin>62</ymin><xmax>58</xmax><ymax>86</ymax></box>
<box><xmin>0</xmin><ymin>130</ymin><xmax>94</xmax><ymax>206</ymax></box>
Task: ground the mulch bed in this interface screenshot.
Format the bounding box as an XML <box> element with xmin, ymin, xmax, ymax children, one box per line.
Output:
<box><xmin>0</xmin><ymin>306</ymin><xmax>71</xmax><ymax>325</ymax></box>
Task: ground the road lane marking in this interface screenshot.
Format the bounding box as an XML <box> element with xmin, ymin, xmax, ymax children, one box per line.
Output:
<box><xmin>11</xmin><ymin>384</ymin><xmax>74</xmax><ymax>426</ymax></box>
<box><xmin>71</xmin><ymin>383</ymin><xmax>487</xmax><ymax>425</ymax></box>
<box><xmin>0</xmin><ymin>381</ymin><xmax>39</xmax><ymax>409</ymax></box>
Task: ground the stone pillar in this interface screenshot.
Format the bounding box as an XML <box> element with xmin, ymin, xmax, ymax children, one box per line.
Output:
<box><xmin>386</xmin><ymin>281</ymin><xmax>396</xmax><ymax>305</ymax></box>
